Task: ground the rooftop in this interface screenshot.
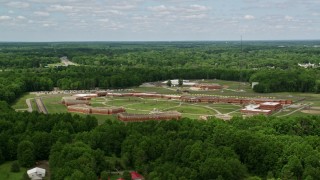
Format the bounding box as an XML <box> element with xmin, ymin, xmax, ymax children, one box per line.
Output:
<box><xmin>27</xmin><ymin>167</ymin><xmax>46</xmax><ymax>176</ymax></box>
<box><xmin>242</xmin><ymin>104</ymin><xmax>271</xmax><ymax>113</ymax></box>
<box><xmin>260</xmin><ymin>102</ymin><xmax>281</xmax><ymax>106</ymax></box>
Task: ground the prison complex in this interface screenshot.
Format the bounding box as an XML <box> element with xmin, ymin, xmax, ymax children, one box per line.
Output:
<box><xmin>96</xmin><ymin>92</ymin><xmax>292</xmax><ymax>105</ymax></box>
<box><xmin>61</xmin><ymin>92</ymin><xmax>291</xmax><ymax>119</ymax></box>
<box><xmin>179</xmin><ymin>96</ymin><xmax>292</xmax><ymax>105</ymax></box>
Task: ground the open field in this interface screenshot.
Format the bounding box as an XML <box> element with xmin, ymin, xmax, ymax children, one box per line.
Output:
<box><xmin>12</xmin><ymin>93</ymin><xmax>36</xmax><ymax>110</ymax></box>
<box><xmin>11</xmin><ymin>80</ymin><xmax>320</xmax><ymax>122</ymax></box>
<box><xmin>41</xmin><ymin>94</ymin><xmax>67</xmax><ymax>114</ymax></box>
<box><xmin>0</xmin><ymin>162</ymin><xmax>26</xmax><ymax>180</ymax></box>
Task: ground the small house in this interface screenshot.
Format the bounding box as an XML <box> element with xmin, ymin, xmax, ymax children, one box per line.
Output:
<box><xmin>27</xmin><ymin>167</ymin><xmax>46</xmax><ymax>180</ymax></box>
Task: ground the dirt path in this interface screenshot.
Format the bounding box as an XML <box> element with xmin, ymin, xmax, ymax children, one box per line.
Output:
<box><xmin>226</xmin><ymin>109</ymin><xmax>241</xmax><ymax>115</ymax></box>
<box><xmin>26</xmin><ymin>98</ymin><xmax>33</xmax><ymax>112</ymax></box>
<box><xmin>163</xmin><ymin>102</ymin><xmax>182</xmax><ymax>111</ymax></box>
<box><xmin>187</xmin><ymin>103</ymin><xmax>222</xmax><ymax>114</ymax></box>
<box><xmin>277</xmin><ymin>103</ymin><xmax>311</xmax><ymax>117</ymax></box>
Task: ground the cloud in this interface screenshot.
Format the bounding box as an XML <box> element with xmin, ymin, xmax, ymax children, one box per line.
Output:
<box><xmin>6</xmin><ymin>1</ymin><xmax>30</xmax><ymax>8</ymax></box>
<box><xmin>34</xmin><ymin>11</ymin><xmax>50</xmax><ymax>17</ymax></box>
<box><xmin>284</xmin><ymin>15</ymin><xmax>293</xmax><ymax>21</ymax></box>
<box><xmin>41</xmin><ymin>21</ymin><xmax>57</xmax><ymax>27</ymax></box>
<box><xmin>48</xmin><ymin>4</ymin><xmax>73</xmax><ymax>12</ymax></box>
<box><xmin>183</xmin><ymin>14</ymin><xmax>207</xmax><ymax>19</ymax></box>
<box><xmin>149</xmin><ymin>5</ymin><xmax>168</xmax><ymax>12</ymax></box>
<box><xmin>16</xmin><ymin>16</ymin><xmax>26</xmax><ymax>20</ymax></box>
<box><xmin>189</xmin><ymin>4</ymin><xmax>210</xmax><ymax>11</ymax></box>
<box><xmin>110</xmin><ymin>4</ymin><xmax>136</xmax><ymax>10</ymax></box>
<box><xmin>148</xmin><ymin>4</ymin><xmax>210</xmax><ymax>20</ymax></box>
<box><xmin>0</xmin><ymin>16</ymin><xmax>11</xmax><ymax>21</ymax></box>
<box><xmin>244</xmin><ymin>15</ymin><xmax>255</xmax><ymax>20</ymax></box>
<box><xmin>312</xmin><ymin>12</ymin><xmax>320</xmax><ymax>16</ymax></box>
<box><xmin>97</xmin><ymin>18</ymin><xmax>109</xmax><ymax>23</ymax></box>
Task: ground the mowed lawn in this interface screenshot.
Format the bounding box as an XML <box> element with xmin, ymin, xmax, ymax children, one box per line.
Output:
<box><xmin>0</xmin><ymin>162</ymin><xmax>26</xmax><ymax>180</ymax></box>
<box><xmin>125</xmin><ymin>100</ymin><xmax>181</xmax><ymax>111</ymax></box>
<box><xmin>174</xmin><ymin>105</ymin><xmax>216</xmax><ymax>115</ymax></box>
<box><xmin>41</xmin><ymin>95</ymin><xmax>68</xmax><ymax>113</ymax></box>
<box><xmin>11</xmin><ymin>93</ymin><xmax>36</xmax><ymax>109</ymax></box>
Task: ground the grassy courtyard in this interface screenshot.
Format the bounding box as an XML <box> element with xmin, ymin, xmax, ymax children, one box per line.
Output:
<box><xmin>0</xmin><ymin>162</ymin><xmax>26</xmax><ymax>180</ymax></box>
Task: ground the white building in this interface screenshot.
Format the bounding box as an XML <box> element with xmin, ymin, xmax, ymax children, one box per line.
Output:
<box><xmin>162</xmin><ymin>79</ymin><xmax>197</xmax><ymax>86</ymax></box>
<box><xmin>251</xmin><ymin>82</ymin><xmax>259</xmax><ymax>89</ymax></box>
<box><xmin>298</xmin><ymin>62</ymin><xmax>315</xmax><ymax>68</ymax></box>
<box><xmin>27</xmin><ymin>167</ymin><xmax>46</xmax><ymax>180</ymax></box>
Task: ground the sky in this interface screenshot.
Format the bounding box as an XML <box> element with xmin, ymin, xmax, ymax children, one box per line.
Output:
<box><xmin>0</xmin><ymin>0</ymin><xmax>319</xmax><ymax>41</ymax></box>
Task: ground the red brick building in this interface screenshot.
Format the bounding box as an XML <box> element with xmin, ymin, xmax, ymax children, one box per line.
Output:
<box><xmin>259</xmin><ymin>102</ymin><xmax>282</xmax><ymax>111</ymax></box>
<box><xmin>241</xmin><ymin>102</ymin><xmax>282</xmax><ymax>115</ymax></box>
<box><xmin>118</xmin><ymin>111</ymin><xmax>181</xmax><ymax>122</ymax></box>
<box><xmin>67</xmin><ymin>105</ymin><xmax>125</xmax><ymax>115</ymax></box>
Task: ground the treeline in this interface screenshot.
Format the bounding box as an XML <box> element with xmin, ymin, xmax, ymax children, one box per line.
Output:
<box><xmin>0</xmin><ymin>50</ymin><xmax>59</xmax><ymax>68</ymax></box>
<box><xmin>0</xmin><ymin>101</ymin><xmax>98</xmax><ymax>167</ymax></box>
<box><xmin>0</xmin><ymin>66</ymin><xmax>253</xmax><ymax>103</ymax></box>
<box><xmin>1</xmin><ymin>100</ymin><xmax>320</xmax><ymax>179</ymax></box>
<box><xmin>0</xmin><ymin>41</ymin><xmax>319</xmax><ymax>101</ymax></box>
<box><xmin>1</xmin><ymin>41</ymin><xmax>320</xmax><ymax>70</ymax></box>
<box><xmin>57</xmin><ymin>43</ymin><xmax>320</xmax><ymax>69</ymax></box>
<box><xmin>1</xmin><ymin>66</ymin><xmax>319</xmax><ymax>105</ymax></box>
<box><xmin>45</xmin><ymin>115</ymin><xmax>320</xmax><ymax>179</ymax></box>
<box><xmin>250</xmin><ymin>69</ymin><xmax>320</xmax><ymax>93</ymax></box>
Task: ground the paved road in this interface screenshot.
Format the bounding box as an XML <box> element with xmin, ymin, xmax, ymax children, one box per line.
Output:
<box><xmin>26</xmin><ymin>98</ymin><xmax>33</xmax><ymax>112</ymax></box>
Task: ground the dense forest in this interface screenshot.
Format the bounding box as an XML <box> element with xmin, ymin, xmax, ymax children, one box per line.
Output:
<box><xmin>0</xmin><ymin>41</ymin><xmax>320</xmax><ymax>179</ymax></box>
<box><xmin>0</xmin><ymin>41</ymin><xmax>320</xmax><ymax>96</ymax></box>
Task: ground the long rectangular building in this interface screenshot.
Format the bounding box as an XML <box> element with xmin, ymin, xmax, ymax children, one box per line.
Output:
<box><xmin>118</xmin><ymin>111</ymin><xmax>182</xmax><ymax>122</ymax></box>
<box><xmin>67</xmin><ymin>104</ymin><xmax>125</xmax><ymax>115</ymax></box>
<box><xmin>180</xmin><ymin>96</ymin><xmax>292</xmax><ymax>105</ymax></box>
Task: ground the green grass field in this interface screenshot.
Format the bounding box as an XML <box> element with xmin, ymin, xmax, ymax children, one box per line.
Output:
<box><xmin>11</xmin><ymin>93</ymin><xmax>36</xmax><ymax>110</ymax></box>
<box><xmin>30</xmin><ymin>99</ymin><xmax>39</xmax><ymax>112</ymax></box>
<box><xmin>41</xmin><ymin>95</ymin><xmax>67</xmax><ymax>114</ymax></box>
<box><xmin>0</xmin><ymin>162</ymin><xmax>26</xmax><ymax>180</ymax></box>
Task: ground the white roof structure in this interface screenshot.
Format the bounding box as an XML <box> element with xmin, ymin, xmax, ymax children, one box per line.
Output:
<box><xmin>162</xmin><ymin>79</ymin><xmax>197</xmax><ymax>86</ymax></box>
<box><xmin>242</xmin><ymin>104</ymin><xmax>271</xmax><ymax>113</ymax></box>
<box><xmin>260</xmin><ymin>102</ymin><xmax>280</xmax><ymax>106</ymax></box>
<box><xmin>27</xmin><ymin>167</ymin><xmax>46</xmax><ymax>180</ymax></box>
<box><xmin>73</xmin><ymin>93</ymin><xmax>97</xmax><ymax>97</ymax></box>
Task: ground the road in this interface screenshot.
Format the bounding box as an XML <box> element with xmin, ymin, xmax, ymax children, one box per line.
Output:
<box><xmin>26</xmin><ymin>98</ymin><xmax>33</xmax><ymax>112</ymax></box>
<box><xmin>276</xmin><ymin>103</ymin><xmax>311</xmax><ymax>117</ymax></box>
